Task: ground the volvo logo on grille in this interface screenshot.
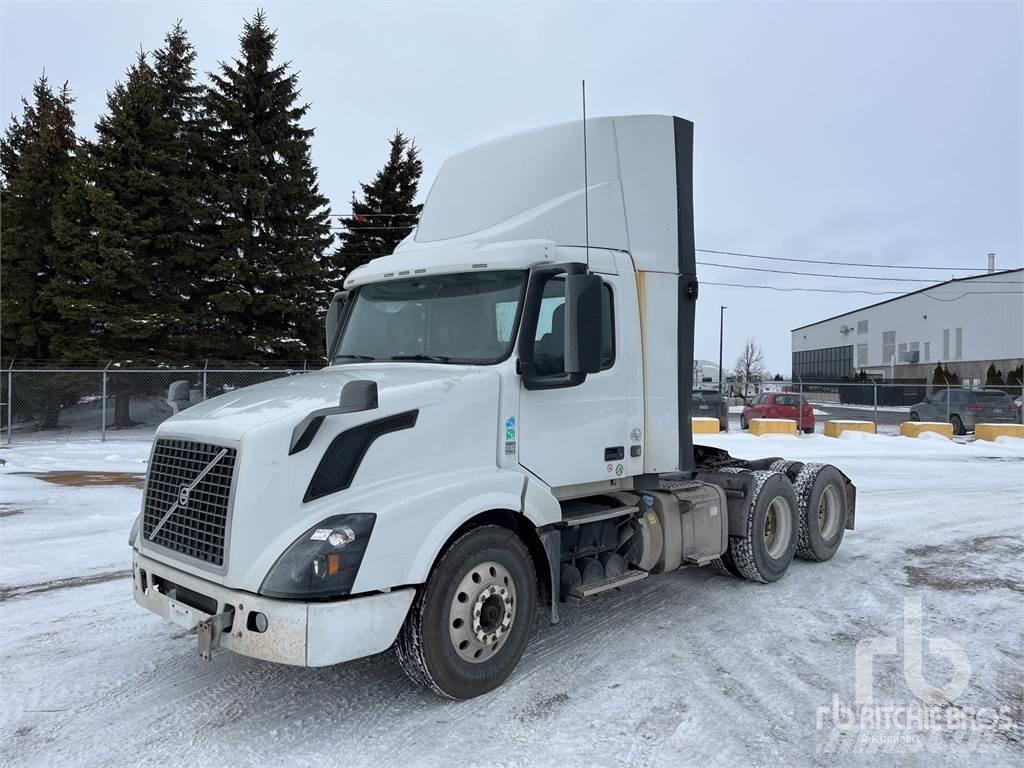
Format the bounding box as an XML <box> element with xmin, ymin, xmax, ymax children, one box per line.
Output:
<box><xmin>178</xmin><ymin>484</ymin><xmax>191</xmax><ymax>507</ymax></box>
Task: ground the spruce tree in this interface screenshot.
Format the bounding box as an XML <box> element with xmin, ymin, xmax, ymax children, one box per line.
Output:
<box><xmin>202</xmin><ymin>10</ymin><xmax>334</xmax><ymax>361</ymax></box>
<box><xmin>50</xmin><ymin>52</ymin><xmax>183</xmax><ymax>366</ymax></box>
<box><xmin>333</xmin><ymin>130</ymin><xmax>423</xmax><ymax>281</ymax></box>
<box><xmin>0</xmin><ymin>74</ymin><xmax>76</xmax><ymax>364</ymax></box>
<box><xmin>152</xmin><ymin>21</ymin><xmax>213</xmax><ymax>360</ymax></box>
<box><xmin>985</xmin><ymin>363</ymin><xmax>1003</xmax><ymax>386</ymax></box>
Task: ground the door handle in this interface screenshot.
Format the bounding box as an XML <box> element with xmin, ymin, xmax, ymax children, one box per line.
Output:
<box><xmin>604</xmin><ymin>446</ymin><xmax>624</xmax><ymax>461</ymax></box>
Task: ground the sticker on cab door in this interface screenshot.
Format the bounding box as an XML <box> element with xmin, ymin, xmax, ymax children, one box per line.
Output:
<box><xmin>504</xmin><ymin>416</ymin><xmax>517</xmax><ymax>455</ymax></box>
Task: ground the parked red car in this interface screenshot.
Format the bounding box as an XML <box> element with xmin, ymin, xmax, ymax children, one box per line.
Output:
<box><xmin>741</xmin><ymin>392</ymin><xmax>815</xmax><ymax>433</ymax></box>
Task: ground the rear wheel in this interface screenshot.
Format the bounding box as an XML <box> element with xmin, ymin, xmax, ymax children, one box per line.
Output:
<box><xmin>793</xmin><ymin>463</ymin><xmax>848</xmax><ymax>562</ymax></box>
<box><xmin>396</xmin><ymin>525</ymin><xmax>537</xmax><ymax>699</ymax></box>
<box><xmin>726</xmin><ymin>470</ymin><xmax>798</xmax><ymax>583</ymax></box>
<box><xmin>802</xmin><ymin>427</ymin><xmax>814</xmax><ymax>434</ymax></box>
<box><xmin>709</xmin><ymin>549</ymin><xmax>741</xmax><ymax>578</ymax></box>
<box><xmin>740</xmin><ymin>416</ymin><xmax>749</xmax><ymax>430</ymax></box>
<box><xmin>950</xmin><ymin>415</ymin><xmax>966</xmax><ymax>436</ymax></box>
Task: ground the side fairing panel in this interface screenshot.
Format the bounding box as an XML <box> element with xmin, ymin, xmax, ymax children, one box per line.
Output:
<box><xmin>640</xmin><ymin>271</ymin><xmax>680</xmax><ymax>473</ymax></box>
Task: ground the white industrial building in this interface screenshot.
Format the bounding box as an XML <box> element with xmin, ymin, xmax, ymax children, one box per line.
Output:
<box><xmin>791</xmin><ymin>268</ymin><xmax>1023</xmax><ymax>382</ymax></box>
<box><xmin>692</xmin><ymin>359</ymin><xmax>722</xmax><ymax>388</ymax></box>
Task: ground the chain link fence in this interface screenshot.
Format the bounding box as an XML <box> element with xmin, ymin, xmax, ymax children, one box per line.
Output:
<box><xmin>1</xmin><ymin>365</ymin><xmax>313</xmax><ymax>443</ymax></box>
<box><xmin>726</xmin><ymin>381</ymin><xmax>1023</xmax><ymax>436</ymax></box>
<box><xmin>2</xmin><ymin>366</ymin><xmax>1021</xmax><ymax>444</ymax></box>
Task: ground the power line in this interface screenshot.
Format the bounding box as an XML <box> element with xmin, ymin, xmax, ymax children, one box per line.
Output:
<box><xmin>325</xmin><ymin>216</ymin><xmax>1015</xmax><ymax>273</ymax></box>
<box><xmin>695</xmin><ymin>247</ymin><xmax>1009</xmax><ymax>272</ymax></box>
<box><xmin>697</xmin><ymin>261</ymin><xmax>1024</xmax><ymax>284</ymax></box>
<box><xmin>701</xmin><ymin>280</ymin><xmax>1021</xmax><ymax>298</ymax></box>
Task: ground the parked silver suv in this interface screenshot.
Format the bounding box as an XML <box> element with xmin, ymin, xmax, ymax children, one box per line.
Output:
<box><xmin>908</xmin><ymin>388</ymin><xmax>1019</xmax><ymax>435</ymax></box>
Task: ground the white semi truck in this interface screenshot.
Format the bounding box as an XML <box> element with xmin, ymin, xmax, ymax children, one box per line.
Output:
<box><xmin>131</xmin><ymin>115</ymin><xmax>855</xmax><ymax>699</ymax></box>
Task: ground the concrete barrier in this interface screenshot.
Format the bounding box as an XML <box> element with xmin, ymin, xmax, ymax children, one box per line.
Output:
<box><xmin>691</xmin><ymin>417</ymin><xmax>721</xmax><ymax>434</ymax></box>
<box><xmin>749</xmin><ymin>418</ymin><xmax>797</xmax><ymax>436</ymax></box>
<box><xmin>824</xmin><ymin>420</ymin><xmax>876</xmax><ymax>438</ymax></box>
<box><xmin>974</xmin><ymin>423</ymin><xmax>1024</xmax><ymax>442</ymax></box>
<box><xmin>900</xmin><ymin>421</ymin><xmax>953</xmax><ymax>439</ymax></box>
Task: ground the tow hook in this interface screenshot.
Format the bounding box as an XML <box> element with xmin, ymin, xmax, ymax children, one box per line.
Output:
<box><xmin>196</xmin><ymin>609</ymin><xmax>235</xmax><ymax>661</ymax></box>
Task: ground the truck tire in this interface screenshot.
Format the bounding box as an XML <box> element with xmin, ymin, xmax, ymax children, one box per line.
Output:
<box><xmin>769</xmin><ymin>459</ymin><xmax>804</xmax><ymax>483</ymax></box>
<box><xmin>395</xmin><ymin>525</ymin><xmax>537</xmax><ymax>699</ymax></box>
<box><xmin>709</xmin><ymin>549</ymin><xmax>741</xmax><ymax>578</ymax></box>
<box><xmin>793</xmin><ymin>463</ymin><xmax>848</xmax><ymax>562</ymax></box>
<box><xmin>726</xmin><ymin>470</ymin><xmax>798</xmax><ymax>583</ymax></box>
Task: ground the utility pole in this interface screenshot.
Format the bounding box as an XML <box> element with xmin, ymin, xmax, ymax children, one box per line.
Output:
<box><xmin>718</xmin><ymin>305</ymin><xmax>727</xmax><ymax>395</ymax></box>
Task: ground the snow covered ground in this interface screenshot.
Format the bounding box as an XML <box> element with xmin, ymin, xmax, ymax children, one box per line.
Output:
<box><xmin>1</xmin><ymin>434</ymin><xmax>1022</xmax><ymax>767</ymax></box>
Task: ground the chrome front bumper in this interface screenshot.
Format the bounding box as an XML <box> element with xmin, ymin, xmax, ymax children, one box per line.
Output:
<box><xmin>132</xmin><ymin>550</ymin><xmax>414</xmax><ymax>667</ymax></box>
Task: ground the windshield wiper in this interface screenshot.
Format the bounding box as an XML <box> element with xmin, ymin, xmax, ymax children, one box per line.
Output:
<box><xmin>388</xmin><ymin>354</ymin><xmax>452</xmax><ymax>363</ymax></box>
<box><xmin>334</xmin><ymin>353</ymin><xmax>377</xmax><ymax>361</ymax></box>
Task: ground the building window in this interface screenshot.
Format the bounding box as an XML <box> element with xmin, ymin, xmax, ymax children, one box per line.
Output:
<box><xmin>882</xmin><ymin>331</ymin><xmax>895</xmax><ymax>364</ymax></box>
<box><xmin>923</xmin><ymin>342</ymin><xmax>930</xmax><ymax>362</ymax></box>
<box><xmin>857</xmin><ymin>320</ymin><xmax>868</xmax><ymax>335</ymax></box>
<box><xmin>792</xmin><ymin>345</ymin><xmax>854</xmax><ymax>381</ymax></box>
<box><xmin>856</xmin><ymin>343</ymin><xmax>868</xmax><ymax>367</ymax></box>
<box><xmin>943</xmin><ymin>329</ymin><xmax>950</xmax><ymax>359</ymax></box>
<box><xmin>907</xmin><ymin>341</ymin><xmax>920</xmax><ymax>363</ymax></box>
<box><xmin>898</xmin><ymin>342</ymin><xmax>907</xmax><ymax>361</ymax></box>
<box><xmin>955</xmin><ymin>328</ymin><xmax>962</xmax><ymax>360</ymax></box>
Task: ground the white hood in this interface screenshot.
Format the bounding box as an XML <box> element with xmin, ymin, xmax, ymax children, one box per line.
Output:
<box><xmin>146</xmin><ymin>362</ymin><xmax>505</xmax><ymax>590</ymax></box>
<box><xmin>165</xmin><ymin>363</ymin><xmax>483</xmax><ymax>441</ymax></box>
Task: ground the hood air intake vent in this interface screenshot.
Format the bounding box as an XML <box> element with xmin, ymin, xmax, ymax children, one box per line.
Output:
<box><xmin>304</xmin><ymin>410</ymin><xmax>419</xmax><ymax>502</ymax></box>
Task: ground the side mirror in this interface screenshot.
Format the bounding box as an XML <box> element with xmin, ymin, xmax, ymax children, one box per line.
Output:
<box><xmin>325</xmin><ymin>290</ymin><xmax>350</xmax><ymax>357</ymax></box>
<box><xmin>289</xmin><ymin>379</ymin><xmax>379</xmax><ymax>455</ymax></box>
<box><xmin>564</xmin><ymin>273</ymin><xmax>603</xmax><ymax>374</ymax></box>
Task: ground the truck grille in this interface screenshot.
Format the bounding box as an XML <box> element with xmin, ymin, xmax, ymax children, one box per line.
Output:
<box><xmin>142</xmin><ymin>438</ymin><xmax>237</xmax><ymax>567</ymax></box>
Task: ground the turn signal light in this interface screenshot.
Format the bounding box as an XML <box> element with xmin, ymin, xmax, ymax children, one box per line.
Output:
<box><xmin>327</xmin><ymin>553</ymin><xmax>341</xmax><ymax>576</ymax></box>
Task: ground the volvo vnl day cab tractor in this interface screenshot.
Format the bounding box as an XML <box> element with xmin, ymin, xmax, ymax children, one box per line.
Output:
<box><xmin>131</xmin><ymin>115</ymin><xmax>856</xmax><ymax>699</ymax></box>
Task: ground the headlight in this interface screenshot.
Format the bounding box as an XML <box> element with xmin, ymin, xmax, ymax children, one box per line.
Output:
<box><xmin>259</xmin><ymin>514</ymin><xmax>376</xmax><ymax>599</ymax></box>
<box><xmin>128</xmin><ymin>513</ymin><xmax>142</xmax><ymax>547</ymax></box>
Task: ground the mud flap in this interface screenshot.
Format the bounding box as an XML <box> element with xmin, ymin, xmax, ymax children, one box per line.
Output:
<box><xmin>842</xmin><ymin>473</ymin><xmax>856</xmax><ymax>530</ymax></box>
<box><xmin>538</xmin><ymin>528</ymin><xmax>561</xmax><ymax>625</ymax></box>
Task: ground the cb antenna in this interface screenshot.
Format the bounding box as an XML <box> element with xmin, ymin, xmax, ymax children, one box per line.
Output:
<box><xmin>582</xmin><ymin>79</ymin><xmax>590</xmax><ymax>268</ymax></box>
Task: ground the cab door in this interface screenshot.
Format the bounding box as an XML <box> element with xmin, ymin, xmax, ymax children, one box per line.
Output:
<box><xmin>517</xmin><ymin>265</ymin><xmax>639</xmax><ymax>489</ymax></box>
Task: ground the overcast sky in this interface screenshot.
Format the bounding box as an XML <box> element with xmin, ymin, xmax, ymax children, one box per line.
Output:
<box><xmin>2</xmin><ymin>0</ymin><xmax>1021</xmax><ymax>372</ymax></box>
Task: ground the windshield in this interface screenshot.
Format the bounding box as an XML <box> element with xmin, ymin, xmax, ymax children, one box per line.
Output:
<box><xmin>333</xmin><ymin>270</ymin><xmax>526</xmax><ymax>364</ymax></box>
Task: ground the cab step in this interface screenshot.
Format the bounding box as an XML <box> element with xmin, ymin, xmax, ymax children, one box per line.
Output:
<box><xmin>567</xmin><ymin>568</ymin><xmax>649</xmax><ymax>598</ymax></box>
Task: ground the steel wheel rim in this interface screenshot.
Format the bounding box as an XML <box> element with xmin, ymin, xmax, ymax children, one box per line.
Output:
<box><xmin>763</xmin><ymin>496</ymin><xmax>792</xmax><ymax>559</ymax></box>
<box><xmin>448</xmin><ymin>560</ymin><xmax>516</xmax><ymax>664</ymax></box>
<box><xmin>818</xmin><ymin>485</ymin><xmax>841</xmax><ymax>540</ymax></box>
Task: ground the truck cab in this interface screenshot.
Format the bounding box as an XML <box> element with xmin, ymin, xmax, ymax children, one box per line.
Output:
<box><xmin>131</xmin><ymin>115</ymin><xmax>855</xmax><ymax>699</ymax></box>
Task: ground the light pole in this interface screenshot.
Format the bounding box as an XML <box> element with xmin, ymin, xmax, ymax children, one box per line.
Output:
<box><xmin>718</xmin><ymin>305</ymin><xmax>727</xmax><ymax>396</ymax></box>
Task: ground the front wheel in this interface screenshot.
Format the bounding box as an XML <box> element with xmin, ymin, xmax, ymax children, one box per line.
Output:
<box><xmin>909</xmin><ymin>411</ymin><xmax>920</xmax><ymax>422</ymax></box>
<box><xmin>396</xmin><ymin>525</ymin><xmax>537</xmax><ymax>699</ymax></box>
